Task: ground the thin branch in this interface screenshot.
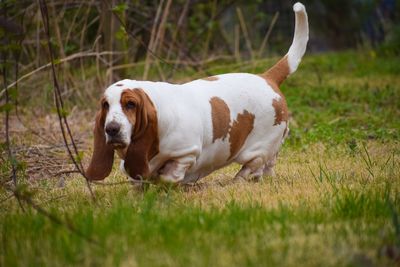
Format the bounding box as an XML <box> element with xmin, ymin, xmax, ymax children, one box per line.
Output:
<box><xmin>236</xmin><ymin>7</ymin><xmax>254</xmax><ymax>60</ymax></box>
<box><xmin>166</xmin><ymin>0</ymin><xmax>190</xmax><ymax>60</ymax></box>
<box><xmin>143</xmin><ymin>0</ymin><xmax>165</xmax><ymax>80</ymax></box>
<box><xmin>167</xmin><ymin>0</ymin><xmax>237</xmax><ymax>79</ymax></box>
<box><xmin>38</xmin><ymin>0</ymin><xmax>95</xmax><ymax>201</ymax></box>
<box><xmin>234</xmin><ymin>24</ymin><xmax>241</xmax><ymax>62</ymax></box>
<box><xmin>103</xmin><ymin>0</ymin><xmax>212</xmax><ymax>80</ymax></box>
<box><xmin>201</xmin><ymin>0</ymin><xmax>217</xmax><ymax>62</ymax></box>
<box><xmin>258</xmin><ymin>11</ymin><xmax>279</xmax><ymax>58</ymax></box>
<box><xmin>1</xmin><ymin>6</ymin><xmax>18</xmax><ymax>187</ymax></box>
<box><xmin>0</xmin><ymin>50</ymin><xmax>126</xmax><ymax>98</ymax></box>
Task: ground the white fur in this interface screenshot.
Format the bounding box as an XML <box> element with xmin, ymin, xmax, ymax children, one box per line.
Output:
<box><xmin>104</xmin><ymin>88</ymin><xmax>132</xmax><ymax>145</ymax></box>
<box><xmin>105</xmin><ymin>74</ymin><xmax>285</xmax><ymax>183</ymax></box>
<box><xmin>287</xmin><ymin>2</ymin><xmax>308</xmax><ymax>74</ymax></box>
<box><xmin>101</xmin><ymin>2</ymin><xmax>308</xmax><ymax>183</ymax></box>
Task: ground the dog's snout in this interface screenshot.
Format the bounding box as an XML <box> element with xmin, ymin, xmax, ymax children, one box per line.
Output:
<box><xmin>105</xmin><ymin>121</ymin><xmax>121</xmax><ymax>137</ymax></box>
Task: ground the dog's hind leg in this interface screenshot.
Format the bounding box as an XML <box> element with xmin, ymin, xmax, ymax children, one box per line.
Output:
<box><xmin>263</xmin><ymin>154</ymin><xmax>277</xmax><ymax>177</ymax></box>
<box><xmin>233</xmin><ymin>157</ymin><xmax>265</xmax><ymax>182</ymax></box>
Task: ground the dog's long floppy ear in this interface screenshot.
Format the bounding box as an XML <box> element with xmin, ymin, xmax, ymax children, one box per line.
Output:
<box><xmin>86</xmin><ymin>110</ymin><xmax>115</xmax><ymax>180</ymax></box>
<box><xmin>131</xmin><ymin>90</ymin><xmax>149</xmax><ymax>141</ymax></box>
<box><xmin>124</xmin><ymin>89</ymin><xmax>159</xmax><ymax>179</ymax></box>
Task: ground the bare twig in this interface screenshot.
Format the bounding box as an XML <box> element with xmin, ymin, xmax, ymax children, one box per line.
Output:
<box><xmin>1</xmin><ymin>3</ymin><xmax>26</xmax><ymax>211</ymax></box>
<box><xmin>107</xmin><ymin>54</ymin><xmax>235</xmax><ymax>82</ymax></box>
<box><xmin>102</xmin><ymin>0</ymin><xmax>172</xmax><ymax>70</ymax></box>
<box><xmin>49</xmin><ymin>0</ymin><xmax>65</xmax><ymax>59</ymax></box>
<box><xmin>1</xmin><ymin>7</ymin><xmax>18</xmax><ymax>187</ymax></box>
<box><xmin>0</xmin><ymin>50</ymin><xmax>125</xmax><ymax>99</ymax></box>
<box><xmin>38</xmin><ymin>0</ymin><xmax>95</xmax><ymax>201</ymax></box>
<box><xmin>151</xmin><ymin>0</ymin><xmax>172</xmax><ymax>81</ymax></box>
<box><xmin>258</xmin><ymin>11</ymin><xmax>279</xmax><ymax>58</ymax></box>
<box><xmin>0</xmin><ymin>2</ymin><xmax>101</xmax><ymax>247</ymax></box>
<box><xmin>14</xmin><ymin>9</ymin><xmax>44</xmax><ymax>149</ymax></box>
<box><xmin>167</xmin><ymin>0</ymin><xmax>238</xmax><ymax>79</ymax></box>
<box><xmin>236</xmin><ymin>7</ymin><xmax>254</xmax><ymax>60</ymax></box>
<box><xmin>143</xmin><ymin>0</ymin><xmax>165</xmax><ymax>80</ymax></box>
<box><xmin>166</xmin><ymin>0</ymin><xmax>190</xmax><ymax>60</ymax></box>
<box><xmin>64</xmin><ymin>1</ymin><xmax>84</xmax><ymax>45</ymax></box>
<box><xmin>202</xmin><ymin>0</ymin><xmax>217</xmax><ymax>62</ymax></box>
<box><xmin>103</xmin><ymin>0</ymin><xmax>212</xmax><ymax>80</ymax></box>
<box><xmin>234</xmin><ymin>24</ymin><xmax>241</xmax><ymax>62</ymax></box>
<box><xmin>154</xmin><ymin>0</ymin><xmax>172</xmax><ymax>54</ymax></box>
<box><xmin>78</xmin><ymin>0</ymin><xmax>96</xmax><ymax>82</ymax></box>
<box><xmin>218</xmin><ymin>21</ymin><xmax>234</xmax><ymax>55</ymax></box>
<box><xmin>35</xmin><ymin>8</ymin><xmax>41</xmax><ymax>68</ymax></box>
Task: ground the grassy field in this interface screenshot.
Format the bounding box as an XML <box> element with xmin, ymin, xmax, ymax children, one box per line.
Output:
<box><xmin>1</xmin><ymin>50</ymin><xmax>400</xmax><ymax>266</ymax></box>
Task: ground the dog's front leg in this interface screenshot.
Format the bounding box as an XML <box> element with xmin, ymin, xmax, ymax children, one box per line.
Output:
<box><xmin>158</xmin><ymin>155</ymin><xmax>196</xmax><ymax>183</ymax></box>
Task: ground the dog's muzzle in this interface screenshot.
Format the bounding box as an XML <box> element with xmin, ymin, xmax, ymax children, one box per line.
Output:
<box><xmin>105</xmin><ymin>121</ymin><xmax>126</xmax><ymax>148</ymax></box>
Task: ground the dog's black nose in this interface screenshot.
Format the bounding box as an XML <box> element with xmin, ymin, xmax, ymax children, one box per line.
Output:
<box><xmin>105</xmin><ymin>121</ymin><xmax>120</xmax><ymax>137</ymax></box>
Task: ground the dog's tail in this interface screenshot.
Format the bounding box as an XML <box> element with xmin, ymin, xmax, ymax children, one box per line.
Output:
<box><xmin>262</xmin><ymin>2</ymin><xmax>308</xmax><ymax>86</ymax></box>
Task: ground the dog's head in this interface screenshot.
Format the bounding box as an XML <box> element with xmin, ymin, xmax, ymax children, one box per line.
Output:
<box><xmin>85</xmin><ymin>86</ymin><xmax>158</xmax><ymax>180</ymax></box>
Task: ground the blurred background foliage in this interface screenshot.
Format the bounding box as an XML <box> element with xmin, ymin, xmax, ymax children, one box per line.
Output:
<box><xmin>0</xmin><ymin>0</ymin><xmax>399</xmax><ymax>110</ymax></box>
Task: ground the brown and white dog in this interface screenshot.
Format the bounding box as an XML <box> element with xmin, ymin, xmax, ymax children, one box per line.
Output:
<box><xmin>86</xmin><ymin>3</ymin><xmax>308</xmax><ymax>183</ymax></box>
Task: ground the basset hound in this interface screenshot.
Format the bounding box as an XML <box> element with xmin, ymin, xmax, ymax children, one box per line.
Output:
<box><xmin>86</xmin><ymin>3</ymin><xmax>309</xmax><ymax>183</ymax></box>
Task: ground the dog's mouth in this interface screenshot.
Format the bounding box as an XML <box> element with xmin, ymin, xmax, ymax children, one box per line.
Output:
<box><xmin>107</xmin><ymin>139</ymin><xmax>127</xmax><ymax>149</ymax></box>
<box><xmin>112</xmin><ymin>143</ymin><xmax>126</xmax><ymax>149</ymax></box>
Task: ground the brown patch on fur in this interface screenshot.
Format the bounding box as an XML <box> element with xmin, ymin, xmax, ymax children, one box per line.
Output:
<box><xmin>272</xmin><ymin>98</ymin><xmax>288</xmax><ymax>125</ymax></box>
<box><xmin>120</xmin><ymin>89</ymin><xmax>159</xmax><ymax>179</ymax></box>
<box><xmin>86</xmin><ymin>98</ymin><xmax>115</xmax><ymax>180</ymax></box>
<box><xmin>209</xmin><ymin>97</ymin><xmax>230</xmax><ymax>142</ymax></box>
<box><xmin>120</xmin><ymin>90</ymin><xmax>138</xmax><ymax>131</ymax></box>
<box><xmin>228</xmin><ymin>110</ymin><xmax>255</xmax><ymax>159</ymax></box>
<box><xmin>260</xmin><ymin>55</ymin><xmax>290</xmax><ymax>87</ymax></box>
<box><xmin>259</xmin><ymin>55</ymin><xmax>289</xmax><ymax>102</ymax></box>
<box><xmin>116</xmin><ymin>84</ymin><xmax>123</xmax><ymax>86</ymax></box>
<box><xmin>202</xmin><ymin>76</ymin><xmax>219</xmax><ymax>81</ymax></box>
<box><xmin>259</xmin><ymin>56</ymin><xmax>289</xmax><ymax>126</ymax></box>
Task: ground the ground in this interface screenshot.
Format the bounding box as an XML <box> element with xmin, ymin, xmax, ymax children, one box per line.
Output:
<box><xmin>0</xmin><ymin>50</ymin><xmax>399</xmax><ymax>266</ymax></box>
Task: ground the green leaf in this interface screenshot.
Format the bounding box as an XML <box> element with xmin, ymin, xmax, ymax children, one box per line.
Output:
<box><xmin>0</xmin><ymin>103</ymin><xmax>13</xmax><ymax>113</ymax></box>
<box><xmin>8</xmin><ymin>87</ymin><xmax>18</xmax><ymax>100</ymax></box>
<box><xmin>115</xmin><ymin>26</ymin><xmax>128</xmax><ymax>41</ymax></box>
<box><xmin>59</xmin><ymin>108</ymin><xmax>69</xmax><ymax>117</ymax></box>
<box><xmin>75</xmin><ymin>151</ymin><xmax>84</xmax><ymax>164</ymax></box>
<box><xmin>64</xmin><ymin>43</ymin><xmax>77</xmax><ymax>55</ymax></box>
<box><xmin>112</xmin><ymin>3</ymin><xmax>128</xmax><ymax>15</ymax></box>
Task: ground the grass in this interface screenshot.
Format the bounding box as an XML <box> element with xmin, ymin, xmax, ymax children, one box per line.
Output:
<box><xmin>1</xmin><ymin>50</ymin><xmax>400</xmax><ymax>266</ymax></box>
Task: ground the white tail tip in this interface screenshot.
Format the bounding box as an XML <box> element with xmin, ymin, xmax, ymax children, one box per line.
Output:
<box><xmin>287</xmin><ymin>2</ymin><xmax>308</xmax><ymax>74</ymax></box>
<box><xmin>293</xmin><ymin>2</ymin><xmax>305</xmax><ymax>13</ymax></box>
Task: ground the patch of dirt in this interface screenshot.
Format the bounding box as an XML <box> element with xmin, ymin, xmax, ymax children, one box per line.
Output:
<box><xmin>1</xmin><ymin>109</ymin><xmax>95</xmax><ymax>181</ymax></box>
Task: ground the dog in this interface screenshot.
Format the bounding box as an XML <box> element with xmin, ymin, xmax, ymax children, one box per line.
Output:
<box><xmin>86</xmin><ymin>2</ymin><xmax>308</xmax><ymax>183</ymax></box>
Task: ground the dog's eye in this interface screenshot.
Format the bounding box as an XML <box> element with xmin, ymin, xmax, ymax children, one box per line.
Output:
<box><xmin>126</xmin><ymin>101</ymin><xmax>136</xmax><ymax>110</ymax></box>
<box><xmin>102</xmin><ymin>101</ymin><xmax>109</xmax><ymax>109</ymax></box>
